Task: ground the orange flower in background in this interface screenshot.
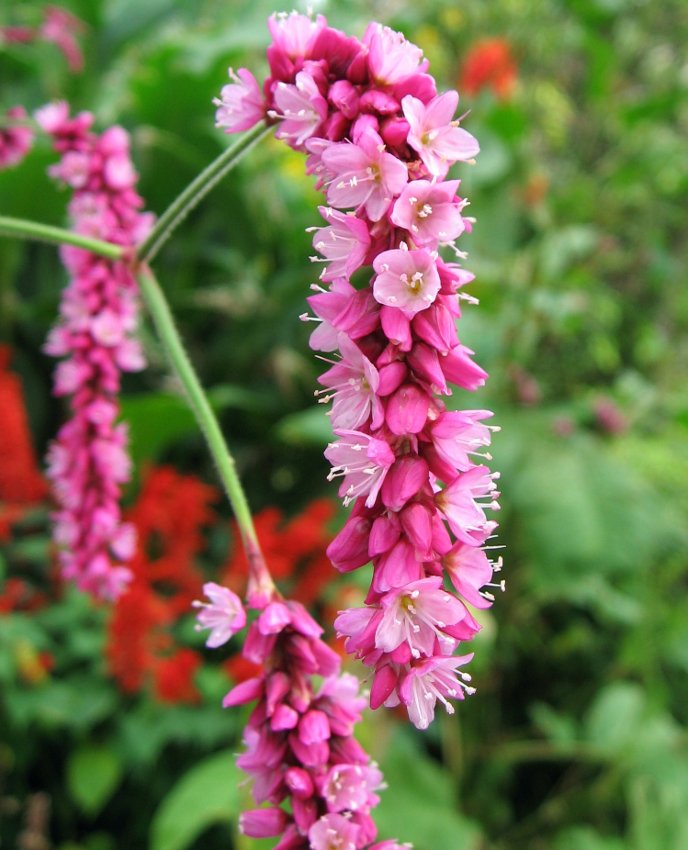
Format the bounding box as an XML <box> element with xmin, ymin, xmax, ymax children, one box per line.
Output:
<box><xmin>459</xmin><ymin>38</ymin><xmax>517</xmax><ymax>100</ymax></box>
<box><xmin>0</xmin><ymin>346</ymin><xmax>48</xmax><ymax>541</ymax></box>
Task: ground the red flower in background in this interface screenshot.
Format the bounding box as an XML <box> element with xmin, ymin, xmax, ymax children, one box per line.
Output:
<box><xmin>106</xmin><ymin>466</ymin><xmax>217</xmax><ymax>701</ymax></box>
<box><xmin>0</xmin><ymin>346</ymin><xmax>48</xmax><ymax>542</ymax></box>
<box><xmin>459</xmin><ymin>38</ymin><xmax>517</xmax><ymax>100</ymax></box>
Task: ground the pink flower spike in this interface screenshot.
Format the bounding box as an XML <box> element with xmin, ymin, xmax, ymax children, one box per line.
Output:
<box><xmin>271</xmin><ymin>71</ymin><xmax>328</xmax><ymax>148</ymax></box>
<box><xmin>325</xmin><ymin>430</ymin><xmax>395</xmax><ymax>508</ymax></box>
<box><xmin>322</xmin><ymin>128</ymin><xmax>408</xmax><ymax>221</ymax></box>
<box><xmin>402</xmin><ymin>91</ymin><xmax>480</xmax><ymax>178</ymax></box>
<box><xmin>400</xmin><ymin>654</ymin><xmax>476</xmax><ymax>730</ymax></box>
<box><xmin>390</xmin><ymin>179</ymin><xmax>466</xmax><ymax>246</ymax></box>
<box><xmin>214</xmin><ymin>68</ymin><xmax>264</xmax><ymax>133</ymax></box>
<box><xmin>192</xmin><ymin>582</ymin><xmax>246</xmax><ymax>648</ymax></box>
<box><xmin>373</xmin><ymin>247</ymin><xmax>441</xmax><ymax>316</ymax></box>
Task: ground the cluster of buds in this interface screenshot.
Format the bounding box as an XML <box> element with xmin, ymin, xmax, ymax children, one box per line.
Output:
<box><xmin>195</xmin><ymin>582</ymin><xmax>408</xmax><ymax>850</ymax></box>
<box><xmin>215</xmin><ymin>12</ymin><xmax>503</xmax><ymax>729</ymax></box>
<box><xmin>37</xmin><ymin>102</ymin><xmax>152</xmax><ymax>599</ymax></box>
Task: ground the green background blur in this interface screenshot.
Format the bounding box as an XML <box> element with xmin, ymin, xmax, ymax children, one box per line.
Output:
<box><xmin>1</xmin><ymin>1</ymin><xmax>687</xmax><ymax>848</ymax></box>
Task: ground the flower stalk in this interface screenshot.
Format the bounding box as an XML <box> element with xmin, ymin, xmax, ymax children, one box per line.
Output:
<box><xmin>136</xmin><ymin>266</ymin><xmax>269</xmax><ymax>582</ymax></box>
<box><xmin>135</xmin><ymin>123</ymin><xmax>271</xmax><ymax>263</ymax></box>
<box><xmin>0</xmin><ymin>215</ymin><xmax>124</xmax><ymax>259</ymax></box>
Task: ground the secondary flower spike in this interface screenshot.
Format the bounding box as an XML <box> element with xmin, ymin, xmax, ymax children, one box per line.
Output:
<box><xmin>38</xmin><ymin>101</ymin><xmax>153</xmax><ymax>600</ymax></box>
<box><xmin>216</xmin><ymin>11</ymin><xmax>503</xmax><ymax>732</ymax></box>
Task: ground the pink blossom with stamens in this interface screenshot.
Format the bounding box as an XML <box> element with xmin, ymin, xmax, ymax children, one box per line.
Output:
<box><xmin>400</xmin><ymin>654</ymin><xmax>476</xmax><ymax>729</ymax></box>
<box><xmin>402</xmin><ymin>91</ymin><xmax>480</xmax><ymax>178</ymax></box>
<box><xmin>192</xmin><ymin>582</ymin><xmax>246</xmax><ymax>647</ymax></box>
<box><xmin>325</xmin><ymin>430</ymin><xmax>395</xmax><ymax>508</ymax></box>
<box><xmin>317</xmin><ymin>334</ymin><xmax>383</xmax><ymax>430</ymax></box>
<box><xmin>214</xmin><ymin>68</ymin><xmax>264</xmax><ymax>133</ymax></box>
<box><xmin>322</xmin><ymin>129</ymin><xmax>408</xmax><ymax>221</ymax></box>
<box><xmin>311</xmin><ymin>206</ymin><xmax>371</xmax><ymax>281</ymax></box>
<box><xmin>272</xmin><ymin>71</ymin><xmax>328</xmax><ymax>148</ymax></box>
<box><xmin>390</xmin><ymin>179</ymin><xmax>466</xmax><ymax>246</ymax></box>
<box><xmin>372</xmin><ymin>247</ymin><xmax>441</xmax><ymax>316</ymax></box>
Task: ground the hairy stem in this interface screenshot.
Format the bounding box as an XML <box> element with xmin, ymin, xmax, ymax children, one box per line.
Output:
<box><xmin>137</xmin><ymin>266</ymin><xmax>272</xmax><ymax>591</ymax></box>
<box><xmin>0</xmin><ymin>215</ymin><xmax>124</xmax><ymax>259</ymax></box>
<box><xmin>136</xmin><ymin>123</ymin><xmax>271</xmax><ymax>264</ymax></box>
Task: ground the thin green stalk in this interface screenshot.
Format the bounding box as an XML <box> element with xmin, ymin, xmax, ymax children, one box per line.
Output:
<box><xmin>136</xmin><ymin>123</ymin><xmax>271</xmax><ymax>264</ymax></box>
<box><xmin>0</xmin><ymin>215</ymin><xmax>124</xmax><ymax>259</ymax></box>
<box><xmin>137</xmin><ymin>266</ymin><xmax>273</xmax><ymax>595</ymax></box>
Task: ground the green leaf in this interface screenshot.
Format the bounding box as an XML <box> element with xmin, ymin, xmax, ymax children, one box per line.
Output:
<box><xmin>554</xmin><ymin>826</ymin><xmax>626</xmax><ymax>850</ymax></box>
<box><xmin>375</xmin><ymin>730</ymin><xmax>482</xmax><ymax>850</ymax></box>
<box><xmin>67</xmin><ymin>745</ymin><xmax>123</xmax><ymax>816</ymax></box>
<box><xmin>274</xmin><ymin>405</ymin><xmax>332</xmax><ymax>446</ymax></box>
<box><xmin>150</xmin><ymin>750</ymin><xmax>239</xmax><ymax>850</ymax></box>
<box><xmin>120</xmin><ymin>392</ymin><xmax>196</xmax><ymax>463</ymax></box>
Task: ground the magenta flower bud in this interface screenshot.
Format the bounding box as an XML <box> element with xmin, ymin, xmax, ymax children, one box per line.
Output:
<box><xmin>239</xmin><ymin>807</ymin><xmax>289</xmax><ymax>838</ymax></box>
<box><xmin>327</xmin><ymin>513</ymin><xmax>372</xmax><ymax>572</ymax></box>
<box><xmin>258</xmin><ymin>600</ymin><xmax>291</xmax><ymax>634</ymax></box>
<box><xmin>271</xmin><ymin>704</ymin><xmax>300</xmax><ymax>731</ymax></box>
<box><xmin>400</xmin><ymin>502</ymin><xmax>433</xmax><ymax>554</ymax></box>
<box><xmin>380</xmin><ymin>456</ymin><xmax>429</xmax><ymax>511</ymax></box>
<box><xmin>328</xmin><ymin>79</ymin><xmax>360</xmax><ymax>118</ymax></box>
<box><xmin>285</xmin><ymin>766</ymin><xmax>315</xmax><ymax>799</ymax></box>
<box><xmin>370</xmin><ymin>665</ymin><xmax>398</xmax><ymax>709</ymax></box>
<box><xmin>222</xmin><ymin>677</ymin><xmax>264</xmax><ymax>708</ymax></box>
<box><xmin>292</xmin><ymin>795</ymin><xmax>319</xmax><ymax>831</ymax></box>
<box><xmin>385</xmin><ymin>383</ymin><xmax>430</xmax><ymax>435</ymax></box>
<box><xmin>413</xmin><ymin>302</ymin><xmax>460</xmax><ymax>353</ymax></box>
<box><xmin>380</xmin><ymin>305</ymin><xmax>413</xmax><ymax>350</ymax></box>
<box><xmin>299</xmin><ymin>709</ymin><xmax>331</xmax><ymax>744</ymax></box>
<box><xmin>368</xmin><ymin>513</ymin><xmax>401</xmax><ymax>556</ymax></box>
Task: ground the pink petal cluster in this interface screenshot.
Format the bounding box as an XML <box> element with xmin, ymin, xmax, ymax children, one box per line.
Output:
<box><xmin>216</xmin><ymin>13</ymin><xmax>503</xmax><ymax>730</ymax></box>
<box><xmin>195</xmin><ymin>582</ymin><xmax>407</xmax><ymax>850</ymax></box>
<box><xmin>37</xmin><ymin>101</ymin><xmax>153</xmax><ymax>600</ymax></box>
<box><xmin>0</xmin><ymin>106</ymin><xmax>35</xmax><ymax>171</ymax></box>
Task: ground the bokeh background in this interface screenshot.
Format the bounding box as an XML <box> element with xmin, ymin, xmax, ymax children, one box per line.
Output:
<box><xmin>1</xmin><ymin>1</ymin><xmax>687</xmax><ymax>848</ymax></box>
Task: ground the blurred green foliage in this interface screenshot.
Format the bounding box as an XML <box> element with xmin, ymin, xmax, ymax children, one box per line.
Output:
<box><xmin>1</xmin><ymin>0</ymin><xmax>687</xmax><ymax>849</ymax></box>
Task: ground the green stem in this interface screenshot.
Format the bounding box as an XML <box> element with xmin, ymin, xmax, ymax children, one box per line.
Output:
<box><xmin>136</xmin><ymin>123</ymin><xmax>272</xmax><ymax>264</ymax></box>
<box><xmin>137</xmin><ymin>266</ymin><xmax>273</xmax><ymax>597</ymax></box>
<box><xmin>0</xmin><ymin>215</ymin><xmax>124</xmax><ymax>259</ymax></box>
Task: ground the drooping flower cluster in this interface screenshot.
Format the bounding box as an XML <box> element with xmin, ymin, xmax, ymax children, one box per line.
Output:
<box><xmin>1</xmin><ymin>5</ymin><xmax>86</xmax><ymax>73</ymax></box>
<box><xmin>195</xmin><ymin>582</ymin><xmax>408</xmax><ymax>850</ymax></box>
<box><xmin>216</xmin><ymin>12</ymin><xmax>503</xmax><ymax>729</ymax></box>
<box><xmin>37</xmin><ymin>102</ymin><xmax>152</xmax><ymax>600</ymax></box>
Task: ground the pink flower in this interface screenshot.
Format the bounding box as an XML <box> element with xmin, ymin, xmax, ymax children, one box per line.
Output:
<box><xmin>322</xmin><ymin>762</ymin><xmax>384</xmax><ymax>813</ymax></box>
<box><xmin>430</xmin><ymin>409</ymin><xmax>495</xmax><ymax>472</ymax></box>
<box><xmin>390</xmin><ymin>179</ymin><xmax>466</xmax><ymax>246</ymax></box>
<box><xmin>322</xmin><ymin>129</ymin><xmax>408</xmax><ymax>221</ymax></box>
<box><xmin>443</xmin><ymin>542</ymin><xmax>502</xmax><ymax>609</ymax></box>
<box><xmin>364</xmin><ymin>23</ymin><xmax>426</xmax><ymax>85</ymax></box>
<box><xmin>267</xmin><ymin>11</ymin><xmax>326</xmax><ymax>62</ymax></box>
<box><xmin>399</xmin><ymin>654</ymin><xmax>475</xmax><ymax>730</ymax></box>
<box><xmin>192</xmin><ymin>582</ymin><xmax>246</xmax><ymax>647</ymax></box>
<box><xmin>311</xmin><ymin>206</ymin><xmax>371</xmax><ymax>281</ymax></box>
<box><xmin>271</xmin><ymin>71</ymin><xmax>328</xmax><ymax>148</ymax></box>
<box><xmin>239</xmin><ymin>807</ymin><xmax>290</xmax><ymax>838</ymax></box>
<box><xmin>375</xmin><ymin>577</ymin><xmax>467</xmax><ymax>658</ymax></box>
<box><xmin>325</xmin><ymin>430</ymin><xmax>395</xmax><ymax>508</ymax></box>
<box><xmin>214</xmin><ymin>68</ymin><xmax>264</xmax><ymax>133</ymax></box>
<box><xmin>372</xmin><ymin>247</ymin><xmax>441</xmax><ymax>316</ymax></box>
<box><xmin>402</xmin><ymin>91</ymin><xmax>480</xmax><ymax>177</ymax></box>
<box><xmin>309</xmin><ymin>813</ymin><xmax>360</xmax><ymax>850</ymax></box>
<box><xmin>317</xmin><ymin>335</ymin><xmax>384</xmax><ymax>430</ymax></box>
<box><xmin>436</xmin><ymin>465</ymin><xmax>500</xmax><ymax>546</ymax></box>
